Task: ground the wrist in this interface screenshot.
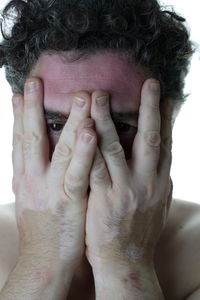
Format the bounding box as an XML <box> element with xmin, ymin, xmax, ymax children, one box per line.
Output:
<box><xmin>19</xmin><ymin>240</ymin><xmax>82</xmax><ymax>275</ymax></box>
<box><xmin>92</xmin><ymin>258</ymin><xmax>153</xmax><ymax>282</ymax></box>
<box><xmin>18</xmin><ymin>251</ymin><xmax>76</xmax><ymax>282</ymax></box>
<box><xmin>92</xmin><ymin>260</ymin><xmax>164</xmax><ymax>300</ymax></box>
<box><xmin>0</xmin><ymin>255</ymin><xmax>75</xmax><ymax>300</ymax></box>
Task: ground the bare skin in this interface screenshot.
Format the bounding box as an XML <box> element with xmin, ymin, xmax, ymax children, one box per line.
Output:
<box><xmin>0</xmin><ymin>199</ymin><xmax>200</xmax><ymax>300</ymax></box>
<box><xmin>0</xmin><ymin>52</ymin><xmax>200</xmax><ymax>299</ymax></box>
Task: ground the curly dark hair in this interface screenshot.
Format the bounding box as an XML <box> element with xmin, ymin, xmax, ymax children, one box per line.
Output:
<box><xmin>0</xmin><ymin>0</ymin><xmax>195</xmax><ymax>103</ymax></box>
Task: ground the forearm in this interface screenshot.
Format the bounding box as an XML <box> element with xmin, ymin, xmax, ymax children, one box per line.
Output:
<box><xmin>92</xmin><ymin>261</ymin><xmax>164</xmax><ymax>300</ymax></box>
<box><xmin>0</xmin><ymin>256</ymin><xmax>73</xmax><ymax>300</ymax></box>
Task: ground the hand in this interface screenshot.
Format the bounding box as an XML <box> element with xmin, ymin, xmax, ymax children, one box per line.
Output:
<box><xmin>85</xmin><ymin>79</ymin><xmax>173</xmax><ymax>268</ymax></box>
<box><xmin>12</xmin><ymin>78</ymin><xmax>97</xmax><ymax>274</ymax></box>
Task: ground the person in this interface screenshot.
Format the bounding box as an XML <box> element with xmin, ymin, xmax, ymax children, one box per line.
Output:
<box><xmin>0</xmin><ymin>0</ymin><xmax>199</xmax><ymax>299</ymax></box>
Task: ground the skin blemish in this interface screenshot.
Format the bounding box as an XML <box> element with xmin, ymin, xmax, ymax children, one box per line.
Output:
<box><xmin>35</xmin><ymin>271</ymin><xmax>47</xmax><ymax>281</ymax></box>
<box><xmin>129</xmin><ymin>273</ymin><xmax>139</xmax><ymax>281</ymax></box>
<box><xmin>124</xmin><ymin>243</ymin><xmax>145</xmax><ymax>262</ymax></box>
<box><xmin>34</xmin><ymin>271</ymin><xmax>51</xmax><ymax>287</ymax></box>
<box><xmin>128</xmin><ymin>273</ymin><xmax>142</xmax><ymax>291</ymax></box>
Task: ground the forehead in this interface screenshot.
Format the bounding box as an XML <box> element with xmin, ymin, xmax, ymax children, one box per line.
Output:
<box><xmin>31</xmin><ymin>51</ymin><xmax>146</xmax><ymax>113</ymax></box>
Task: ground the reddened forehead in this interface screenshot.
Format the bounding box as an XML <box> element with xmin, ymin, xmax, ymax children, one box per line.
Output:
<box><xmin>31</xmin><ymin>51</ymin><xmax>147</xmax><ymax>113</ymax></box>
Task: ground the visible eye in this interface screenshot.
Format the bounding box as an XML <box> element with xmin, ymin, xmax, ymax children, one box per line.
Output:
<box><xmin>114</xmin><ymin>122</ymin><xmax>137</xmax><ymax>134</ymax></box>
<box><xmin>114</xmin><ymin>122</ymin><xmax>137</xmax><ymax>160</ymax></box>
<box><xmin>46</xmin><ymin>120</ymin><xmax>137</xmax><ymax>136</ymax></box>
<box><xmin>47</xmin><ymin>121</ymin><xmax>65</xmax><ymax>135</ymax></box>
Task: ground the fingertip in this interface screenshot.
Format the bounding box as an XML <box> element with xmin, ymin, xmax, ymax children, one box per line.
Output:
<box><xmin>73</xmin><ymin>91</ymin><xmax>91</xmax><ymax>106</ymax></box>
<box><xmin>141</xmin><ymin>78</ymin><xmax>161</xmax><ymax>108</ymax></box>
<box><xmin>76</xmin><ymin>118</ymin><xmax>96</xmax><ymax>139</ymax></box>
<box><xmin>91</xmin><ymin>90</ymin><xmax>110</xmax><ymax>110</ymax></box>
<box><xmin>92</xmin><ymin>90</ymin><xmax>110</xmax><ymax>100</ymax></box>
<box><xmin>25</xmin><ymin>76</ymin><xmax>42</xmax><ymax>85</ymax></box>
<box><xmin>142</xmin><ymin>78</ymin><xmax>160</xmax><ymax>94</ymax></box>
<box><xmin>24</xmin><ymin>77</ymin><xmax>44</xmax><ymax>98</ymax></box>
<box><xmin>149</xmin><ymin>79</ymin><xmax>160</xmax><ymax>93</ymax></box>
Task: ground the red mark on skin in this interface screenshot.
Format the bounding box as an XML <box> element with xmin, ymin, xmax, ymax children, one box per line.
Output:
<box><xmin>129</xmin><ymin>273</ymin><xmax>138</xmax><ymax>281</ymax></box>
<box><xmin>35</xmin><ymin>272</ymin><xmax>49</xmax><ymax>286</ymax></box>
<box><xmin>128</xmin><ymin>273</ymin><xmax>142</xmax><ymax>291</ymax></box>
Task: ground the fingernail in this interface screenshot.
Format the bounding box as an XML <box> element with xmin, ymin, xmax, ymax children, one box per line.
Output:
<box><xmin>25</xmin><ymin>81</ymin><xmax>37</xmax><ymax>93</ymax></box>
<box><xmin>82</xmin><ymin>133</ymin><xmax>94</xmax><ymax>143</ymax></box>
<box><xmin>150</xmin><ymin>80</ymin><xmax>160</xmax><ymax>92</ymax></box>
<box><xmin>96</xmin><ymin>95</ymin><xmax>108</xmax><ymax>106</ymax></box>
<box><xmin>75</xmin><ymin>97</ymin><xmax>86</xmax><ymax>108</ymax></box>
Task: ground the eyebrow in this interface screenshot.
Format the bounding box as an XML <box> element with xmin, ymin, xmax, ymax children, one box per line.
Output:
<box><xmin>44</xmin><ymin>109</ymin><xmax>139</xmax><ymax>122</ymax></box>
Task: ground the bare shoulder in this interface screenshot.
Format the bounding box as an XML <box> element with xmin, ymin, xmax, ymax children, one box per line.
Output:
<box><xmin>155</xmin><ymin>199</ymin><xmax>200</xmax><ymax>299</ymax></box>
<box><xmin>168</xmin><ymin>198</ymin><xmax>200</xmax><ymax>226</ymax></box>
<box><xmin>0</xmin><ymin>203</ymin><xmax>19</xmax><ymax>291</ymax></box>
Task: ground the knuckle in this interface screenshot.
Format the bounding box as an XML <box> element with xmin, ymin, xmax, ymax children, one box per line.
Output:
<box><xmin>13</xmin><ymin>133</ymin><xmax>23</xmax><ymax>147</ymax></box>
<box><xmin>105</xmin><ymin>141</ymin><xmax>124</xmax><ymax>156</ymax></box>
<box><xmin>144</xmin><ymin>130</ymin><xmax>161</xmax><ymax>147</ymax></box>
<box><xmin>138</xmin><ymin>183</ymin><xmax>155</xmax><ymax>203</ymax></box>
<box><xmin>23</xmin><ymin>132</ymin><xmax>43</xmax><ymax>156</ymax></box>
<box><xmin>64</xmin><ymin>183</ymin><xmax>78</xmax><ymax>197</ymax></box>
<box><xmin>91</xmin><ymin>160</ymin><xmax>107</xmax><ymax>182</ymax></box>
<box><xmin>64</xmin><ymin>177</ymin><xmax>84</xmax><ymax>196</ymax></box>
<box><xmin>161</xmin><ymin>135</ymin><xmax>172</xmax><ymax>151</ymax></box>
<box><xmin>55</xmin><ymin>142</ymin><xmax>71</xmax><ymax>157</ymax></box>
<box><xmin>104</xmin><ymin>141</ymin><xmax>126</xmax><ymax>166</ymax></box>
<box><xmin>24</xmin><ymin>132</ymin><xmax>43</xmax><ymax>145</ymax></box>
<box><xmin>124</xmin><ymin>188</ymin><xmax>136</xmax><ymax>203</ymax></box>
<box><xmin>51</xmin><ymin>142</ymin><xmax>72</xmax><ymax>165</ymax></box>
<box><xmin>65</xmin><ymin>172</ymin><xmax>86</xmax><ymax>183</ymax></box>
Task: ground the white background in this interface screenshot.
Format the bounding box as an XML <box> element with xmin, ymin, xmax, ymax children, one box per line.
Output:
<box><xmin>0</xmin><ymin>0</ymin><xmax>199</xmax><ymax>204</ymax></box>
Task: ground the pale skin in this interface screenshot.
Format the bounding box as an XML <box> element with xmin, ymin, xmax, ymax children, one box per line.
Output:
<box><xmin>0</xmin><ymin>52</ymin><xmax>200</xmax><ymax>300</ymax></box>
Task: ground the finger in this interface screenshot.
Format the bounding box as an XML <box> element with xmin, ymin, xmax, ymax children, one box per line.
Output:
<box><xmin>12</xmin><ymin>94</ymin><xmax>24</xmax><ymax>193</ymax></box>
<box><xmin>50</xmin><ymin>93</ymin><xmax>91</xmax><ymax>182</ymax></box>
<box><xmin>158</xmin><ymin>99</ymin><xmax>173</xmax><ymax>179</ymax></box>
<box><xmin>91</xmin><ymin>91</ymin><xmax>129</xmax><ymax>187</ymax></box>
<box><xmin>89</xmin><ymin>147</ymin><xmax>111</xmax><ymax>190</ymax></box>
<box><xmin>49</xmin><ymin>118</ymin><xmax>95</xmax><ymax>185</ymax></box>
<box><xmin>166</xmin><ymin>178</ymin><xmax>173</xmax><ymax>214</ymax></box>
<box><xmin>23</xmin><ymin>78</ymin><xmax>49</xmax><ymax>174</ymax></box>
<box><xmin>58</xmin><ymin>92</ymin><xmax>91</xmax><ymax>149</ymax></box>
<box><xmin>132</xmin><ymin>79</ymin><xmax>161</xmax><ymax>180</ymax></box>
<box><xmin>161</xmin><ymin>177</ymin><xmax>173</xmax><ymax>224</ymax></box>
<box><xmin>76</xmin><ymin>118</ymin><xmax>95</xmax><ymax>137</ymax></box>
<box><xmin>64</xmin><ymin>128</ymin><xmax>97</xmax><ymax>201</ymax></box>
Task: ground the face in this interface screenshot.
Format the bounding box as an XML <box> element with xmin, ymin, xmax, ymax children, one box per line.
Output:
<box><xmin>31</xmin><ymin>51</ymin><xmax>147</xmax><ymax>159</ymax></box>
